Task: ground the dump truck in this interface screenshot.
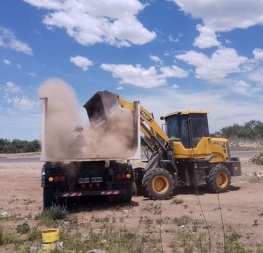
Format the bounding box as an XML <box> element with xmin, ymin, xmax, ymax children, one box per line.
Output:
<box><xmin>40</xmin><ymin>90</ymin><xmax>241</xmax><ymax>208</ymax></box>
<box><xmin>40</xmin><ymin>92</ymin><xmax>141</xmax><ymax>209</ymax></box>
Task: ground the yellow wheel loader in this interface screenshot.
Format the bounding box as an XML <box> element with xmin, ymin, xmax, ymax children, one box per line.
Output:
<box><xmin>84</xmin><ymin>90</ymin><xmax>242</xmax><ymax>200</ymax></box>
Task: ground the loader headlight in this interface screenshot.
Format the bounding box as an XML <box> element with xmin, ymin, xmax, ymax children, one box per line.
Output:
<box><xmin>126</xmin><ymin>173</ymin><xmax>132</xmax><ymax>179</ymax></box>
<box><xmin>48</xmin><ymin>177</ymin><xmax>54</xmax><ymax>182</ymax></box>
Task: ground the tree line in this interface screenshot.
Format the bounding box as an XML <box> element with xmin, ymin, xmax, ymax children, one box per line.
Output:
<box><xmin>1</xmin><ymin>120</ymin><xmax>262</xmax><ymax>153</ymax></box>
<box><xmin>220</xmin><ymin>120</ymin><xmax>263</xmax><ymax>139</ymax></box>
<box><xmin>0</xmin><ymin>139</ymin><xmax>40</xmax><ymax>154</ymax></box>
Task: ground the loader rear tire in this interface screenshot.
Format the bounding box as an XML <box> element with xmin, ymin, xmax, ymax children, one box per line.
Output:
<box><xmin>142</xmin><ymin>168</ymin><xmax>174</xmax><ymax>200</ymax></box>
<box><xmin>207</xmin><ymin>164</ymin><xmax>231</xmax><ymax>193</ymax></box>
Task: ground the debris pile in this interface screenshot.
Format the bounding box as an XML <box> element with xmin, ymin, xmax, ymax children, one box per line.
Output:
<box><xmin>250</xmin><ymin>151</ymin><xmax>263</xmax><ymax>165</ymax></box>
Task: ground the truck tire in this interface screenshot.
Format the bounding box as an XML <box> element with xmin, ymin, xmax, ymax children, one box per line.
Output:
<box><xmin>121</xmin><ymin>183</ymin><xmax>133</xmax><ymax>203</ymax></box>
<box><xmin>134</xmin><ymin>167</ymin><xmax>145</xmax><ymax>196</ymax></box>
<box><xmin>108</xmin><ymin>184</ymin><xmax>122</xmax><ymax>204</ymax></box>
<box><xmin>207</xmin><ymin>164</ymin><xmax>231</xmax><ymax>193</ymax></box>
<box><xmin>142</xmin><ymin>168</ymin><xmax>174</xmax><ymax>200</ymax></box>
<box><xmin>43</xmin><ymin>187</ymin><xmax>55</xmax><ymax>209</ymax></box>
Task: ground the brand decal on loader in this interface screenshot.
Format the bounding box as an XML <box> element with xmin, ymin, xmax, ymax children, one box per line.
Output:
<box><xmin>140</xmin><ymin>111</ymin><xmax>153</xmax><ymax>122</ymax></box>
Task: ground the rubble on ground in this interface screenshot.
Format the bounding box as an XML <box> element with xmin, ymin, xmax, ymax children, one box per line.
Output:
<box><xmin>250</xmin><ymin>151</ymin><xmax>263</xmax><ymax>165</ymax></box>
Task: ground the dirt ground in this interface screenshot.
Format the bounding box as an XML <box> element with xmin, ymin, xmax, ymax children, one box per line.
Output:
<box><xmin>0</xmin><ymin>158</ymin><xmax>263</xmax><ymax>252</ymax></box>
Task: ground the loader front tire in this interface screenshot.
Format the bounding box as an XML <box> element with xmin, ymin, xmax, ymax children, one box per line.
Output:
<box><xmin>143</xmin><ymin>168</ymin><xmax>174</xmax><ymax>200</ymax></box>
<box><xmin>207</xmin><ymin>164</ymin><xmax>231</xmax><ymax>193</ymax></box>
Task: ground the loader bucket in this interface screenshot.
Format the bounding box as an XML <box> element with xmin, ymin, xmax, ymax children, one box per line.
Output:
<box><xmin>83</xmin><ymin>90</ymin><xmax>119</xmax><ymax>127</ymax></box>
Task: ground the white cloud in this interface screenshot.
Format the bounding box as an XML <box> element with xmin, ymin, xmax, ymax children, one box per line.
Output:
<box><xmin>116</xmin><ymin>86</ymin><xmax>123</xmax><ymax>90</ymax></box>
<box><xmin>22</xmin><ymin>0</ymin><xmax>62</xmax><ymax>9</ymax></box>
<box><xmin>4</xmin><ymin>82</ymin><xmax>21</xmax><ymax>93</ymax></box>
<box><xmin>13</xmin><ymin>98</ymin><xmax>37</xmax><ymax>110</ymax></box>
<box><xmin>176</xmin><ymin>48</ymin><xmax>247</xmax><ymax>79</ymax></box>
<box><xmin>70</xmin><ymin>55</ymin><xmax>93</xmax><ymax>71</ymax></box>
<box><xmin>23</xmin><ymin>0</ymin><xmax>156</xmax><ymax>47</ymax></box>
<box><xmin>194</xmin><ymin>24</ymin><xmax>220</xmax><ymax>49</ymax></box>
<box><xmin>241</xmin><ymin>59</ymin><xmax>257</xmax><ymax>72</ymax></box>
<box><xmin>2</xmin><ymin>82</ymin><xmax>38</xmax><ymax>111</ymax></box>
<box><xmin>172</xmin><ymin>0</ymin><xmax>263</xmax><ymax>32</ymax></box>
<box><xmin>17</xmin><ymin>64</ymin><xmax>22</xmax><ymax>69</ymax></box>
<box><xmin>171</xmin><ymin>84</ymin><xmax>179</xmax><ymax>89</ymax></box>
<box><xmin>101</xmin><ymin>64</ymin><xmax>166</xmax><ymax>88</ymax></box>
<box><xmin>100</xmin><ymin>63</ymin><xmax>188</xmax><ymax>88</ymax></box>
<box><xmin>247</xmin><ymin>69</ymin><xmax>263</xmax><ymax>86</ymax></box>
<box><xmin>232</xmin><ymin>80</ymin><xmax>251</xmax><ymax>95</ymax></box>
<box><xmin>29</xmin><ymin>72</ymin><xmax>36</xmax><ymax>76</ymax></box>
<box><xmin>149</xmin><ymin>55</ymin><xmax>163</xmax><ymax>65</ymax></box>
<box><xmin>160</xmin><ymin>65</ymin><xmax>188</xmax><ymax>78</ymax></box>
<box><xmin>0</xmin><ymin>27</ymin><xmax>33</xmax><ymax>55</ymax></box>
<box><xmin>168</xmin><ymin>33</ymin><xmax>182</xmax><ymax>43</ymax></box>
<box><xmin>253</xmin><ymin>48</ymin><xmax>263</xmax><ymax>61</ymax></box>
<box><xmin>3</xmin><ymin>59</ymin><xmax>11</xmax><ymax>66</ymax></box>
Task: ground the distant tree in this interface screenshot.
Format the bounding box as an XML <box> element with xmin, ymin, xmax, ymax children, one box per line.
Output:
<box><xmin>26</xmin><ymin>140</ymin><xmax>40</xmax><ymax>152</ymax></box>
<box><xmin>0</xmin><ymin>139</ymin><xmax>9</xmax><ymax>153</ymax></box>
<box><xmin>220</xmin><ymin>120</ymin><xmax>263</xmax><ymax>139</ymax></box>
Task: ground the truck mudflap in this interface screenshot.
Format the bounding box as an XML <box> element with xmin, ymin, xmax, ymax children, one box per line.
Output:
<box><xmin>54</xmin><ymin>189</ymin><xmax>127</xmax><ymax>198</ymax></box>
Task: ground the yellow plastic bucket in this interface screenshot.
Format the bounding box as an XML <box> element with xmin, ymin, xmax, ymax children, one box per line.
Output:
<box><xmin>41</xmin><ymin>229</ymin><xmax>59</xmax><ymax>252</ymax></box>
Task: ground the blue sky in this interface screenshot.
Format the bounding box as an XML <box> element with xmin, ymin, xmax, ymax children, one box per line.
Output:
<box><xmin>1</xmin><ymin>0</ymin><xmax>263</xmax><ymax>141</ymax></box>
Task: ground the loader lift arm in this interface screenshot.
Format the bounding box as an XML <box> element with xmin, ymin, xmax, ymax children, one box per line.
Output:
<box><xmin>118</xmin><ymin>96</ymin><xmax>170</xmax><ymax>152</ymax></box>
<box><xmin>118</xmin><ymin>96</ymin><xmax>177</xmax><ymax>200</ymax></box>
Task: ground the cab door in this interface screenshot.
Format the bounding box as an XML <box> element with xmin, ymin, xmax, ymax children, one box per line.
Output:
<box><xmin>189</xmin><ymin>114</ymin><xmax>209</xmax><ymax>148</ymax></box>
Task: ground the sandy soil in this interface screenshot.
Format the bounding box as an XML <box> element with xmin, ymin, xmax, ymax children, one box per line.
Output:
<box><xmin>0</xmin><ymin>159</ymin><xmax>263</xmax><ymax>252</ymax></box>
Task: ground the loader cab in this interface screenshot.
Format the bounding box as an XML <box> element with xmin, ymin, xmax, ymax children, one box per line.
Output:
<box><xmin>161</xmin><ymin>111</ymin><xmax>209</xmax><ymax>149</ymax></box>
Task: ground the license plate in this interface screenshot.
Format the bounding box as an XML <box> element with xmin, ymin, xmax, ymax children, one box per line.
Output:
<box><xmin>92</xmin><ymin>177</ymin><xmax>103</xmax><ymax>183</ymax></box>
<box><xmin>78</xmin><ymin>177</ymin><xmax>103</xmax><ymax>183</ymax></box>
<box><xmin>78</xmin><ymin>177</ymin><xmax>90</xmax><ymax>183</ymax></box>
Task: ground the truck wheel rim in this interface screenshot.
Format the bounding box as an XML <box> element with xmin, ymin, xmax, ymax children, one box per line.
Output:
<box><xmin>216</xmin><ymin>172</ymin><xmax>228</xmax><ymax>188</ymax></box>
<box><xmin>152</xmin><ymin>176</ymin><xmax>169</xmax><ymax>194</ymax></box>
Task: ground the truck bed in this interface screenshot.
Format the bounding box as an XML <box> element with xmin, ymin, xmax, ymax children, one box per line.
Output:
<box><xmin>40</xmin><ymin>93</ymin><xmax>141</xmax><ymax>162</ymax></box>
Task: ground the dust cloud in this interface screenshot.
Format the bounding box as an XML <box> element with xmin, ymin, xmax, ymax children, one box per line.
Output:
<box><xmin>38</xmin><ymin>78</ymin><xmax>137</xmax><ymax>161</ymax></box>
<box><xmin>82</xmin><ymin>107</ymin><xmax>136</xmax><ymax>158</ymax></box>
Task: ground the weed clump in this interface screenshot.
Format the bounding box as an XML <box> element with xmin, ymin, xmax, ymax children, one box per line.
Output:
<box><xmin>37</xmin><ymin>204</ymin><xmax>67</xmax><ymax>225</ymax></box>
<box><xmin>16</xmin><ymin>222</ymin><xmax>30</xmax><ymax>234</ymax></box>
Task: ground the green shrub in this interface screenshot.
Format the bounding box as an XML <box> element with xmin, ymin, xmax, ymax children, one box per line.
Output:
<box><xmin>37</xmin><ymin>204</ymin><xmax>67</xmax><ymax>225</ymax></box>
<box><xmin>16</xmin><ymin>223</ymin><xmax>30</xmax><ymax>234</ymax></box>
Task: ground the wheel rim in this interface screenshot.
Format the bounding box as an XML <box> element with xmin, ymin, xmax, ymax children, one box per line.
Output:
<box><xmin>216</xmin><ymin>171</ymin><xmax>228</xmax><ymax>188</ymax></box>
<box><xmin>152</xmin><ymin>175</ymin><xmax>169</xmax><ymax>194</ymax></box>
